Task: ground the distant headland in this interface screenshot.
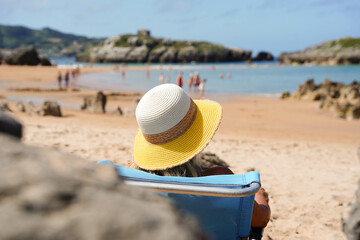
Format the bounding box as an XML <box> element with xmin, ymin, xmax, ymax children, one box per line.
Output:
<box><xmin>278</xmin><ymin>38</ymin><xmax>360</xmax><ymax>65</ymax></box>
<box><xmin>76</xmin><ymin>29</ymin><xmax>273</xmax><ymax>63</ymax></box>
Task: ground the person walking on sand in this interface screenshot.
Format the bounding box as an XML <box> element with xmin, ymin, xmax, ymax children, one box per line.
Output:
<box><xmin>176</xmin><ymin>72</ymin><xmax>183</xmax><ymax>88</ymax></box>
<box><xmin>57</xmin><ymin>71</ymin><xmax>62</xmax><ymax>89</ymax></box>
<box><xmin>64</xmin><ymin>71</ymin><xmax>70</xmax><ymax>89</ymax></box>
<box><xmin>199</xmin><ymin>79</ymin><xmax>206</xmax><ymax>99</ymax></box>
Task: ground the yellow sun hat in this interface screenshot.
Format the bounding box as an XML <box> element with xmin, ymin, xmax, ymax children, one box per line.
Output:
<box><xmin>133</xmin><ymin>83</ymin><xmax>222</xmax><ymax>170</ymax></box>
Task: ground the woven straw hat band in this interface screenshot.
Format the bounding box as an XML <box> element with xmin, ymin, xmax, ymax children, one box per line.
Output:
<box><xmin>143</xmin><ymin>99</ymin><xmax>197</xmax><ymax>145</ymax></box>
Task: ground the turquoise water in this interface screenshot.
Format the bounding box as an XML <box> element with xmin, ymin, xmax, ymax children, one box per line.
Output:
<box><xmin>74</xmin><ymin>63</ymin><xmax>360</xmax><ymax>95</ymax></box>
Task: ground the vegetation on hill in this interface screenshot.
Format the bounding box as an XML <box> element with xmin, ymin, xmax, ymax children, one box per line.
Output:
<box><xmin>329</xmin><ymin>37</ymin><xmax>360</xmax><ymax>49</ymax></box>
<box><xmin>0</xmin><ymin>25</ymin><xmax>104</xmax><ymax>57</ymax></box>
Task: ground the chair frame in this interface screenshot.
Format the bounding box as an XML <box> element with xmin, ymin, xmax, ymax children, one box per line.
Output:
<box><xmin>122</xmin><ymin>175</ymin><xmax>263</xmax><ymax>240</ymax></box>
<box><xmin>123</xmin><ymin>176</ymin><xmax>261</xmax><ymax>198</ymax></box>
<box><xmin>98</xmin><ymin>161</ymin><xmax>263</xmax><ymax>240</ymax></box>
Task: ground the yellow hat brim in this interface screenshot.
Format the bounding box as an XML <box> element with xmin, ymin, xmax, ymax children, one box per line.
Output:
<box><xmin>133</xmin><ymin>100</ymin><xmax>222</xmax><ymax>170</ymax></box>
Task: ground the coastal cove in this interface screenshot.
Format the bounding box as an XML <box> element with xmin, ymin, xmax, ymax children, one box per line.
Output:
<box><xmin>0</xmin><ymin>65</ymin><xmax>360</xmax><ymax>240</ymax></box>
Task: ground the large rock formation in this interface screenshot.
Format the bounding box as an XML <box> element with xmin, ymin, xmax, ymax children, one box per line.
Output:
<box><xmin>77</xmin><ymin>31</ymin><xmax>253</xmax><ymax>63</ymax></box>
<box><xmin>0</xmin><ymin>132</ymin><xmax>208</xmax><ymax>240</ymax></box>
<box><xmin>278</xmin><ymin>38</ymin><xmax>360</xmax><ymax>65</ymax></box>
<box><xmin>39</xmin><ymin>101</ymin><xmax>62</xmax><ymax>116</ymax></box>
<box><xmin>281</xmin><ymin>79</ymin><xmax>360</xmax><ymax>120</ymax></box>
<box><xmin>4</xmin><ymin>46</ymin><xmax>51</xmax><ymax>66</ymax></box>
<box><xmin>252</xmin><ymin>51</ymin><xmax>274</xmax><ymax>61</ymax></box>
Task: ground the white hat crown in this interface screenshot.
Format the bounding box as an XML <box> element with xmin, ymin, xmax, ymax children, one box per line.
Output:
<box><xmin>136</xmin><ymin>84</ymin><xmax>191</xmax><ymax>135</ymax></box>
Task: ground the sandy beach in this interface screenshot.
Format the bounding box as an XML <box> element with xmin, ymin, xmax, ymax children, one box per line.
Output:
<box><xmin>1</xmin><ymin>65</ymin><xmax>360</xmax><ymax>240</ymax></box>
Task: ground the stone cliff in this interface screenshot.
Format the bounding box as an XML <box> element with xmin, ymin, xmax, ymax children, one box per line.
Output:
<box><xmin>77</xmin><ymin>30</ymin><xmax>253</xmax><ymax>63</ymax></box>
<box><xmin>278</xmin><ymin>38</ymin><xmax>360</xmax><ymax>65</ymax></box>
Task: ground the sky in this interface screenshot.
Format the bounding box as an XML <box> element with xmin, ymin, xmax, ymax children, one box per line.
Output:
<box><xmin>1</xmin><ymin>0</ymin><xmax>360</xmax><ymax>56</ymax></box>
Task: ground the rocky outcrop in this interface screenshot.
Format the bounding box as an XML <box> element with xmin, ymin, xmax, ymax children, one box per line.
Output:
<box><xmin>10</xmin><ymin>101</ymin><xmax>62</xmax><ymax>117</ymax></box>
<box><xmin>282</xmin><ymin>79</ymin><xmax>360</xmax><ymax>120</ymax></box>
<box><xmin>148</xmin><ymin>47</ymin><xmax>168</xmax><ymax>62</ymax></box>
<box><xmin>39</xmin><ymin>101</ymin><xmax>62</xmax><ymax>116</ymax></box>
<box><xmin>4</xmin><ymin>47</ymin><xmax>52</xmax><ymax>66</ymax></box>
<box><xmin>81</xmin><ymin>91</ymin><xmax>107</xmax><ymax>113</ymax></box>
<box><xmin>343</xmin><ymin>145</ymin><xmax>360</xmax><ymax>240</ymax></box>
<box><xmin>278</xmin><ymin>38</ymin><xmax>360</xmax><ymax>65</ymax></box>
<box><xmin>77</xmin><ymin>31</ymin><xmax>254</xmax><ymax>63</ymax></box>
<box><xmin>0</xmin><ymin>133</ymin><xmax>207</xmax><ymax>240</ymax></box>
<box><xmin>126</xmin><ymin>45</ymin><xmax>149</xmax><ymax>62</ymax></box>
<box><xmin>252</xmin><ymin>51</ymin><xmax>274</xmax><ymax>61</ymax></box>
<box><xmin>159</xmin><ymin>47</ymin><xmax>178</xmax><ymax>63</ymax></box>
<box><xmin>5</xmin><ymin>47</ymin><xmax>40</xmax><ymax>65</ymax></box>
<box><xmin>39</xmin><ymin>57</ymin><xmax>52</xmax><ymax>66</ymax></box>
<box><xmin>0</xmin><ymin>101</ymin><xmax>12</xmax><ymax>112</ymax></box>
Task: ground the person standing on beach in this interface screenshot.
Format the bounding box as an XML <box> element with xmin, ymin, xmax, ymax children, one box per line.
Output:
<box><xmin>227</xmin><ymin>72</ymin><xmax>231</xmax><ymax>79</ymax></box>
<box><xmin>64</xmin><ymin>71</ymin><xmax>70</xmax><ymax>89</ymax></box>
<box><xmin>188</xmin><ymin>72</ymin><xmax>194</xmax><ymax>93</ymax></box>
<box><xmin>193</xmin><ymin>72</ymin><xmax>201</xmax><ymax>92</ymax></box>
<box><xmin>199</xmin><ymin>79</ymin><xmax>206</xmax><ymax>99</ymax></box>
<box><xmin>176</xmin><ymin>72</ymin><xmax>183</xmax><ymax>88</ymax></box>
<box><xmin>57</xmin><ymin>71</ymin><xmax>62</xmax><ymax>89</ymax></box>
<box><xmin>159</xmin><ymin>73</ymin><xmax>164</xmax><ymax>84</ymax></box>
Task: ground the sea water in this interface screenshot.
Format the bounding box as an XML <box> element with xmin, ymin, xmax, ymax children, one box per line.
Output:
<box><xmin>54</xmin><ymin>59</ymin><xmax>360</xmax><ymax>95</ymax></box>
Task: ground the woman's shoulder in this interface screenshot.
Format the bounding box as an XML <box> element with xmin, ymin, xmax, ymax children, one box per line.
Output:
<box><xmin>201</xmin><ymin>166</ymin><xmax>234</xmax><ymax>176</ymax></box>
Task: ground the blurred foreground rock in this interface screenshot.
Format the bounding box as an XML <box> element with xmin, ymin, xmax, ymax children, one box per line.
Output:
<box><xmin>81</xmin><ymin>91</ymin><xmax>107</xmax><ymax>113</ymax></box>
<box><xmin>0</xmin><ymin>110</ymin><xmax>22</xmax><ymax>139</ymax></box>
<box><xmin>343</xmin><ymin>145</ymin><xmax>360</xmax><ymax>240</ymax></box>
<box><xmin>0</xmin><ymin>134</ymin><xmax>207</xmax><ymax>240</ymax></box>
<box><xmin>281</xmin><ymin>79</ymin><xmax>360</xmax><ymax>120</ymax></box>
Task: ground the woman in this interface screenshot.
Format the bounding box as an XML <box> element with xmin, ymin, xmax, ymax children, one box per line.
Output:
<box><xmin>130</xmin><ymin>83</ymin><xmax>270</xmax><ymax>228</ymax></box>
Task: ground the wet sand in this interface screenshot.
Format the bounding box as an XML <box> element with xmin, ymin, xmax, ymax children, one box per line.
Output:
<box><xmin>1</xmin><ymin>65</ymin><xmax>360</xmax><ymax>240</ymax></box>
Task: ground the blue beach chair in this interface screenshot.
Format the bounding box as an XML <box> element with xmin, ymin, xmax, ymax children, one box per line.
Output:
<box><xmin>97</xmin><ymin>160</ymin><xmax>263</xmax><ymax>240</ymax></box>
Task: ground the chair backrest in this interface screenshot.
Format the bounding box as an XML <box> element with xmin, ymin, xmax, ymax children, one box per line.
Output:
<box><xmin>97</xmin><ymin>160</ymin><xmax>261</xmax><ymax>240</ymax></box>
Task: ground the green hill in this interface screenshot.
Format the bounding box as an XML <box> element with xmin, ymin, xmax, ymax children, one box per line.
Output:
<box><xmin>0</xmin><ymin>25</ymin><xmax>104</xmax><ymax>57</ymax></box>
